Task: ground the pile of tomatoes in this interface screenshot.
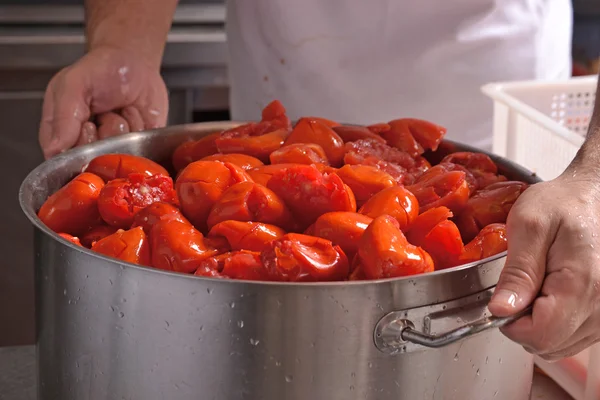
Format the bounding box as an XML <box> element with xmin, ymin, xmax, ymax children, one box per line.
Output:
<box><xmin>37</xmin><ymin>100</ymin><xmax>529</xmax><ymax>282</ymax></box>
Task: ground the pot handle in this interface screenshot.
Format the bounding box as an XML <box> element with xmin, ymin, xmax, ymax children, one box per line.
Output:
<box><xmin>374</xmin><ymin>304</ymin><xmax>533</xmax><ymax>353</ymax></box>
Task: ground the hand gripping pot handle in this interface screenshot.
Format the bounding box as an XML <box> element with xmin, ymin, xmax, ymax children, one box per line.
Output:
<box><xmin>373</xmin><ymin>289</ymin><xmax>533</xmax><ymax>354</ymax></box>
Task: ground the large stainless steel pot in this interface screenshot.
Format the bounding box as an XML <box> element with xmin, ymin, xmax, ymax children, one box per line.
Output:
<box><xmin>20</xmin><ymin>122</ymin><xmax>541</xmax><ymax>400</ymax></box>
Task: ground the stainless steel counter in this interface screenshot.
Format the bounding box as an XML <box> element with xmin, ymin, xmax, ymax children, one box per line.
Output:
<box><xmin>0</xmin><ymin>346</ymin><xmax>573</xmax><ymax>400</ymax></box>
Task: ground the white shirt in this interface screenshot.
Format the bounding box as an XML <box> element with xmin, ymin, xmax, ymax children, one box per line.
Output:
<box><xmin>225</xmin><ymin>0</ymin><xmax>572</xmax><ymax>151</ymax></box>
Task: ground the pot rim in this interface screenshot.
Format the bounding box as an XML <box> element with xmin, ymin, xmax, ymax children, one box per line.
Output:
<box><xmin>19</xmin><ymin>121</ymin><xmax>539</xmax><ymax>288</ymax></box>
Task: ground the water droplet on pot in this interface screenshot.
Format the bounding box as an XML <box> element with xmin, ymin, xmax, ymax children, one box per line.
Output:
<box><xmin>238</xmin><ymin>320</ymin><xmax>244</xmax><ymax>328</ymax></box>
<box><xmin>285</xmin><ymin>375</ymin><xmax>293</xmax><ymax>383</ymax></box>
<box><xmin>118</xmin><ymin>312</ymin><xmax>125</xmax><ymax>318</ymax></box>
<box><xmin>109</xmin><ymin>279</ymin><xmax>113</xmax><ymax>286</ymax></box>
<box><xmin>230</xmin><ymin>302</ymin><xmax>236</xmax><ymax>308</ymax></box>
<box><xmin>499</xmin><ymin>358</ymin><xmax>502</xmax><ymax>364</ymax></box>
<box><xmin>250</xmin><ymin>338</ymin><xmax>259</xmax><ymax>346</ymax></box>
<box><xmin>485</xmin><ymin>356</ymin><xmax>489</xmax><ymax>364</ymax></box>
<box><xmin>207</xmin><ymin>288</ymin><xmax>213</xmax><ymax>294</ymax></box>
<box><xmin>165</xmin><ymin>321</ymin><xmax>170</xmax><ymax>327</ymax></box>
<box><xmin>476</xmin><ymin>369</ymin><xmax>480</xmax><ymax>376</ymax></box>
<box><xmin>275</xmin><ymin>361</ymin><xmax>281</xmax><ymax>367</ymax></box>
<box><xmin>63</xmin><ymin>289</ymin><xmax>67</xmax><ymax>296</ymax></box>
<box><xmin>453</xmin><ymin>353</ymin><xmax>459</xmax><ymax>361</ymax></box>
<box><xmin>350</xmin><ymin>385</ymin><xmax>355</xmax><ymax>391</ymax></box>
<box><xmin>351</xmin><ymin>372</ymin><xmax>356</xmax><ymax>378</ymax></box>
<box><xmin>368</xmin><ymin>362</ymin><xmax>373</xmax><ymax>368</ymax></box>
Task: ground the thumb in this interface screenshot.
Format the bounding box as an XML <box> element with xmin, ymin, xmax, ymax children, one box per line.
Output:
<box><xmin>488</xmin><ymin>212</ymin><xmax>550</xmax><ymax>317</ymax></box>
<box><xmin>39</xmin><ymin>75</ymin><xmax>90</xmax><ymax>159</ymax></box>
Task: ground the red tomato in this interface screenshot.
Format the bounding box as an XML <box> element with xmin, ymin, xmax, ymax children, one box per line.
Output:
<box><xmin>196</xmin><ymin>250</ymin><xmax>269</xmax><ymax>281</ymax></box>
<box><xmin>344</xmin><ymin>139</ymin><xmax>415</xmax><ymax>184</ymax></box>
<box><xmin>308</xmin><ymin>212</ymin><xmax>373</xmax><ymax>261</ymax></box>
<box><xmin>266</xmin><ymin>164</ymin><xmax>357</xmax><ymax>227</ymax></box>
<box><xmin>269</xmin><ymin>143</ymin><xmax>330</xmax><ymax>165</ymax></box>
<box><xmin>406</xmin><ymin>208</ymin><xmax>464</xmax><ymax>270</ymax></box>
<box><xmin>348</xmin><ymin>263</ymin><xmax>367</xmax><ymax>281</ymax></box>
<box><xmin>262</xmin><ymin>233</ymin><xmax>350</xmax><ymax>282</ymax></box>
<box><xmin>248</xmin><ymin>163</ymin><xmax>331</xmax><ymax>187</ymax></box>
<box><xmin>80</xmin><ymin>224</ymin><xmax>119</xmax><ymax>248</ymax></box>
<box><xmin>301</xmin><ymin>116</ymin><xmax>341</xmax><ymax>128</ymax></box>
<box><xmin>208</xmin><ymin>220</ymin><xmax>286</xmax><ymax>252</ymax></box>
<box><xmin>455</xmin><ymin>181</ymin><xmax>528</xmax><ymax>242</ymax></box>
<box><xmin>38</xmin><ymin>172</ymin><xmax>104</xmax><ymax>236</ymax></box>
<box><xmin>206</xmin><ymin>182</ymin><xmax>295</xmax><ymax>230</ymax></box>
<box><xmin>284</xmin><ymin>118</ymin><xmax>345</xmax><ymax>167</ymax></box>
<box><xmin>441</xmin><ymin>152</ymin><xmax>507</xmax><ymax>190</ymax></box>
<box><xmin>91</xmin><ymin>226</ymin><xmax>151</xmax><ymax>266</ymax></box>
<box><xmin>358</xmin><ymin>215</ymin><xmax>434</xmax><ymax>279</ymax></box>
<box><xmin>407</xmin><ymin>169</ymin><xmax>470</xmax><ymax>214</ymax></box>
<box><xmin>358</xmin><ymin>186</ymin><xmax>419</xmax><ymax>231</ymax></box>
<box><xmin>85</xmin><ymin>154</ymin><xmax>169</xmax><ymax>182</ymax></box>
<box><xmin>58</xmin><ymin>233</ymin><xmax>83</xmax><ymax>247</ymax></box>
<box><xmin>335</xmin><ymin>164</ymin><xmax>396</xmax><ymax>207</ymax></box>
<box><xmin>171</xmin><ymin>133</ymin><xmax>220</xmax><ymax>171</ymax></box>
<box><xmin>459</xmin><ymin>223</ymin><xmax>507</xmax><ymax>264</ymax></box>
<box><xmin>215</xmin><ymin>126</ymin><xmax>289</xmax><ymax>163</ymax></box>
<box><xmin>151</xmin><ymin>219</ymin><xmax>226</xmax><ymax>273</ymax></box>
<box><xmin>366</xmin><ymin>123</ymin><xmax>391</xmax><ymax>135</ymax></box>
<box><xmin>200</xmin><ymin>153</ymin><xmax>264</xmax><ymax>170</ymax></box>
<box><xmin>261</xmin><ymin>99</ymin><xmax>292</xmax><ymax>131</ymax></box>
<box><xmin>332</xmin><ymin>125</ymin><xmax>387</xmax><ymax>144</ymax></box>
<box><xmin>176</xmin><ymin>161</ymin><xmax>253</xmax><ymax>232</ymax></box>
<box><xmin>97</xmin><ymin>173</ymin><xmax>177</xmax><ymax>228</ymax></box>
<box><xmin>381</xmin><ymin>118</ymin><xmax>446</xmax><ymax>156</ymax></box>
<box><xmin>132</xmin><ymin>202</ymin><xmax>188</xmax><ymax>234</ymax></box>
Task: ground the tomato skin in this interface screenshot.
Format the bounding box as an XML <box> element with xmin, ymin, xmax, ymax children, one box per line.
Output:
<box><xmin>343</xmin><ymin>139</ymin><xmax>414</xmax><ymax>184</ymax></box>
<box><xmin>216</xmin><ymin>127</ymin><xmax>289</xmax><ymax>163</ymax></box>
<box><xmin>459</xmin><ymin>223</ymin><xmax>507</xmax><ymax>264</ymax></box>
<box><xmin>455</xmin><ymin>181</ymin><xmax>528</xmax><ymax>242</ymax></box>
<box><xmin>97</xmin><ymin>173</ymin><xmax>176</xmax><ymax>229</ymax></box>
<box><xmin>38</xmin><ymin>172</ymin><xmax>105</xmax><ymax>236</ymax></box>
<box><xmin>358</xmin><ymin>186</ymin><xmax>419</xmax><ymax>231</ymax></box>
<box><xmin>208</xmin><ymin>220</ymin><xmax>286</xmax><ymax>252</ymax></box>
<box><xmin>248</xmin><ymin>163</ymin><xmax>331</xmax><ymax>187</ymax></box>
<box><xmin>131</xmin><ymin>202</ymin><xmax>188</xmax><ymax>235</ymax></box>
<box><xmin>407</xmin><ymin>169</ymin><xmax>470</xmax><ymax>214</ymax></box>
<box><xmin>200</xmin><ymin>153</ymin><xmax>264</xmax><ymax>171</ymax></box>
<box><xmin>58</xmin><ymin>233</ymin><xmax>83</xmax><ymax>247</ymax></box>
<box><xmin>262</xmin><ymin>233</ymin><xmax>350</xmax><ymax>282</ymax></box>
<box><xmin>358</xmin><ymin>215</ymin><xmax>434</xmax><ymax>279</ymax></box>
<box><xmin>197</xmin><ymin>250</ymin><xmax>269</xmax><ymax>281</ymax></box>
<box><xmin>261</xmin><ymin>99</ymin><xmax>292</xmax><ymax>131</ymax></box>
<box><xmin>382</xmin><ymin>118</ymin><xmax>446</xmax><ymax>155</ymax></box>
<box><xmin>441</xmin><ymin>152</ymin><xmax>506</xmax><ymax>190</ymax></box>
<box><xmin>334</xmin><ymin>164</ymin><xmax>396</xmax><ymax>207</ymax></box>
<box><xmin>176</xmin><ymin>161</ymin><xmax>253</xmax><ymax>232</ymax></box>
<box><xmin>302</xmin><ymin>116</ymin><xmax>340</xmax><ymax>128</ymax></box>
<box><xmin>406</xmin><ymin>208</ymin><xmax>464</xmax><ymax>270</ymax></box>
<box><xmin>171</xmin><ymin>133</ymin><xmax>220</xmax><ymax>171</ymax></box>
<box><xmin>332</xmin><ymin>125</ymin><xmax>387</xmax><ymax>144</ymax></box>
<box><xmin>85</xmin><ymin>154</ymin><xmax>169</xmax><ymax>182</ymax></box>
<box><xmin>91</xmin><ymin>226</ymin><xmax>151</xmax><ymax>266</ymax></box>
<box><xmin>284</xmin><ymin>118</ymin><xmax>346</xmax><ymax>167</ymax></box>
<box><xmin>308</xmin><ymin>212</ymin><xmax>373</xmax><ymax>261</ymax></box>
<box><xmin>269</xmin><ymin>143</ymin><xmax>330</xmax><ymax>165</ymax></box>
<box><xmin>206</xmin><ymin>182</ymin><xmax>295</xmax><ymax>230</ymax></box>
<box><xmin>366</xmin><ymin>123</ymin><xmax>391</xmax><ymax>135</ymax></box>
<box><xmin>266</xmin><ymin>164</ymin><xmax>357</xmax><ymax>228</ymax></box>
<box><xmin>80</xmin><ymin>224</ymin><xmax>119</xmax><ymax>248</ymax></box>
<box><xmin>150</xmin><ymin>219</ymin><xmax>226</xmax><ymax>273</ymax></box>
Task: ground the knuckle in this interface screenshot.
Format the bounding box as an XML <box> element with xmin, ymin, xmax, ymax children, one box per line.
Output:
<box><xmin>499</xmin><ymin>262</ymin><xmax>540</xmax><ymax>292</ymax></box>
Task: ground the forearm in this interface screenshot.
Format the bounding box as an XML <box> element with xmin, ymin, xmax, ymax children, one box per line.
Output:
<box><xmin>85</xmin><ymin>0</ymin><xmax>179</xmax><ymax>69</ymax></box>
<box><xmin>568</xmin><ymin>73</ymin><xmax>600</xmax><ymax>174</ymax></box>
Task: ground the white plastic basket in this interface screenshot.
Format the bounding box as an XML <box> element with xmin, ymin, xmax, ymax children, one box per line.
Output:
<box><xmin>483</xmin><ymin>76</ymin><xmax>600</xmax><ymax>400</ymax></box>
<box><xmin>482</xmin><ymin>76</ymin><xmax>597</xmax><ymax>181</ymax></box>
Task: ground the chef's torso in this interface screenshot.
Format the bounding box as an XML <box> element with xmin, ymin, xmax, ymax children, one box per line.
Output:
<box><xmin>225</xmin><ymin>0</ymin><xmax>572</xmax><ymax>150</ymax></box>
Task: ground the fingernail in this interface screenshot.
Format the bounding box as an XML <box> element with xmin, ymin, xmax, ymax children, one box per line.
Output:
<box><xmin>491</xmin><ymin>289</ymin><xmax>518</xmax><ymax>309</ymax></box>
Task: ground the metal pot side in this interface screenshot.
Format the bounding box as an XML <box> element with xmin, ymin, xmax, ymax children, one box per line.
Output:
<box><xmin>21</xmin><ymin>122</ymin><xmax>539</xmax><ymax>400</ymax></box>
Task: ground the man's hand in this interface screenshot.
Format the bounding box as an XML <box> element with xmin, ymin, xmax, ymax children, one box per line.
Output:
<box><xmin>489</xmin><ymin>162</ymin><xmax>600</xmax><ymax>361</ymax></box>
<box><xmin>39</xmin><ymin>46</ymin><xmax>168</xmax><ymax>159</ymax></box>
<box><xmin>38</xmin><ymin>0</ymin><xmax>178</xmax><ymax>159</ymax></box>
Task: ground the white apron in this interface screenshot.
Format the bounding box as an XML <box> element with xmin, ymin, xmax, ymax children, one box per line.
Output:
<box><xmin>225</xmin><ymin>0</ymin><xmax>572</xmax><ymax>151</ymax></box>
